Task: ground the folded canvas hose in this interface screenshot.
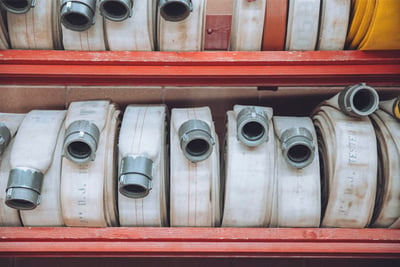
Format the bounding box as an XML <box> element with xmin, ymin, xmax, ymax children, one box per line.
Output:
<box><xmin>346</xmin><ymin>0</ymin><xmax>375</xmax><ymax>49</ymax></box>
<box><xmin>222</xmin><ymin>105</ymin><xmax>274</xmax><ymax>227</ymax></box>
<box><xmin>5</xmin><ymin>110</ymin><xmax>66</xmax><ymax>214</ymax></box>
<box><xmin>317</xmin><ymin>0</ymin><xmax>350</xmax><ymax>50</ymax></box>
<box><xmin>5</xmin><ymin>0</ymin><xmax>62</xmax><ymax>49</ymax></box>
<box><xmin>20</xmin><ymin>126</ymin><xmax>65</xmax><ymax>226</ymax></box>
<box><xmin>262</xmin><ymin>0</ymin><xmax>288</xmax><ymax>51</ymax></box>
<box><xmin>170</xmin><ymin>107</ymin><xmax>220</xmax><ymax>227</ymax></box>
<box><xmin>369</xmin><ymin>99</ymin><xmax>400</xmax><ymax>228</ymax></box>
<box><xmin>103</xmin><ymin>0</ymin><xmax>156</xmax><ymax>51</ymax></box>
<box><xmin>158</xmin><ymin>0</ymin><xmax>206</xmax><ymax>51</ymax></box>
<box><xmin>0</xmin><ymin>113</ymin><xmax>25</xmax><ymax>226</ymax></box>
<box><xmin>0</xmin><ymin>12</ymin><xmax>9</xmax><ymax>49</ymax></box>
<box><xmin>312</xmin><ymin>84</ymin><xmax>379</xmax><ymax>228</ymax></box>
<box><xmin>285</xmin><ymin>0</ymin><xmax>320</xmax><ymax>51</ymax></box>
<box><xmin>229</xmin><ymin>0</ymin><xmax>266</xmax><ymax>51</ymax></box>
<box><xmin>269</xmin><ymin>116</ymin><xmax>320</xmax><ymax>227</ymax></box>
<box><xmin>61</xmin><ymin>101</ymin><xmax>119</xmax><ymax>227</ymax></box>
<box><xmin>358</xmin><ymin>0</ymin><xmax>400</xmax><ymax>50</ymax></box>
<box><xmin>61</xmin><ymin>0</ymin><xmax>106</xmax><ymax>50</ymax></box>
<box><xmin>118</xmin><ymin>105</ymin><xmax>168</xmax><ymax>226</ymax></box>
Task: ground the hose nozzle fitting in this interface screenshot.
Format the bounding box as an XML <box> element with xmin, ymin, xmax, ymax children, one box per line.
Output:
<box><xmin>61</xmin><ymin>0</ymin><xmax>97</xmax><ymax>32</ymax></box>
<box><xmin>338</xmin><ymin>83</ymin><xmax>379</xmax><ymax>117</ymax></box>
<box><xmin>5</xmin><ymin>167</ymin><xmax>43</xmax><ymax>210</ymax></box>
<box><xmin>0</xmin><ymin>123</ymin><xmax>11</xmax><ymax>156</ymax></box>
<box><xmin>236</xmin><ymin>107</ymin><xmax>269</xmax><ymax>147</ymax></box>
<box><xmin>0</xmin><ymin>0</ymin><xmax>35</xmax><ymax>14</ymax></box>
<box><xmin>119</xmin><ymin>156</ymin><xmax>153</xmax><ymax>199</ymax></box>
<box><xmin>379</xmin><ymin>97</ymin><xmax>400</xmax><ymax>121</ymax></box>
<box><xmin>99</xmin><ymin>0</ymin><xmax>133</xmax><ymax>21</ymax></box>
<box><xmin>281</xmin><ymin>127</ymin><xmax>315</xmax><ymax>169</ymax></box>
<box><xmin>159</xmin><ymin>0</ymin><xmax>193</xmax><ymax>22</ymax></box>
<box><xmin>63</xmin><ymin>120</ymin><xmax>100</xmax><ymax>164</ymax></box>
<box><xmin>179</xmin><ymin>119</ymin><xmax>215</xmax><ymax>163</ymax></box>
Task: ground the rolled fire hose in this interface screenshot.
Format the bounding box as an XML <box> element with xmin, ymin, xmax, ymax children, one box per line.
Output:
<box><xmin>0</xmin><ymin>12</ymin><xmax>9</xmax><ymax>49</ymax></box>
<box><xmin>5</xmin><ymin>110</ymin><xmax>66</xmax><ymax>212</ymax></box>
<box><xmin>346</xmin><ymin>0</ymin><xmax>375</xmax><ymax>50</ymax></box>
<box><xmin>6</xmin><ymin>0</ymin><xmax>62</xmax><ymax>49</ymax></box>
<box><xmin>103</xmin><ymin>0</ymin><xmax>156</xmax><ymax>51</ymax></box>
<box><xmin>269</xmin><ymin>116</ymin><xmax>320</xmax><ymax>228</ymax></box>
<box><xmin>170</xmin><ymin>107</ymin><xmax>220</xmax><ymax>227</ymax></box>
<box><xmin>312</xmin><ymin>84</ymin><xmax>379</xmax><ymax>228</ymax></box>
<box><xmin>0</xmin><ymin>113</ymin><xmax>24</xmax><ymax>226</ymax></box>
<box><xmin>118</xmin><ymin>105</ymin><xmax>168</xmax><ymax>226</ymax></box>
<box><xmin>316</xmin><ymin>0</ymin><xmax>350</xmax><ymax>51</ymax></box>
<box><xmin>229</xmin><ymin>0</ymin><xmax>267</xmax><ymax>51</ymax></box>
<box><xmin>358</xmin><ymin>0</ymin><xmax>400</xmax><ymax>50</ymax></box>
<box><xmin>61</xmin><ymin>0</ymin><xmax>106</xmax><ymax>51</ymax></box>
<box><xmin>222</xmin><ymin>105</ymin><xmax>274</xmax><ymax>227</ymax></box>
<box><xmin>262</xmin><ymin>0</ymin><xmax>288</xmax><ymax>51</ymax></box>
<box><xmin>20</xmin><ymin>126</ymin><xmax>65</xmax><ymax>226</ymax></box>
<box><xmin>61</xmin><ymin>101</ymin><xmax>119</xmax><ymax>227</ymax></box>
<box><xmin>369</xmin><ymin>101</ymin><xmax>400</xmax><ymax>228</ymax></box>
<box><xmin>158</xmin><ymin>0</ymin><xmax>206</xmax><ymax>51</ymax></box>
<box><xmin>285</xmin><ymin>0</ymin><xmax>320</xmax><ymax>51</ymax></box>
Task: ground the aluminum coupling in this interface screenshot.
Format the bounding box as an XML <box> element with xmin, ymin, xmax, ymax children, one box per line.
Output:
<box><xmin>0</xmin><ymin>0</ymin><xmax>35</xmax><ymax>14</ymax></box>
<box><xmin>179</xmin><ymin>119</ymin><xmax>215</xmax><ymax>163</ymax></box>
<box><xmin>379</xmin><ymin>96</ymin><xmax>400</xmax><ymax>121</ymax></box>
<box><xmin>63</xmin><ymin>120</ymin><xmax>100</xmax><ymax>164</ymax></box>
<box><xmin>119</xmin><ymin>156</ymin><xmax>153</xmax><ymax>199</ymax></box>
<box><xmin>0</xmin><ymin>122</ymin><xmax>11</xmax><ymax>156</ymax></box>
<box><xmin>236</xmin><ymin>107</ymin><xmax>269</xmax><ymax>147</ymax></box>
<box><xmin>99</xmin><ymin>0</ymin><xmax>133</xmax><ymax>21</ymax></box>
<box><xmin>338</xmin><ymin>83</ymin><xmax>379</xmax><ymax>117</ymax></box>
<box><xmin>60</xmin><ymin>0</ymin><xmax>97</xmax><ymax>32</ymax></box>
<box><xmin>159</xmin><ymin>0</ymin><xmax>193</xmax><ymax>22</ymax></box>
<box><xmin>5</xmin><ymin>167</ymin><xmax>43</xmax><ymax>210</ymax></box>
<box><xmin>281</xmin><ymin>127</ymin><xmax>315</xmax><ymax>169</ymax></box>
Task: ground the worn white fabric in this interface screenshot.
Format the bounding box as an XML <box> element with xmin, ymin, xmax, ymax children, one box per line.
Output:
<box><xmin>105</xmin><ymin>0</ymin><xmax>156</xmax><ymax>51</ymax></box>
<box><xmin>285</xmin><ymin>0</ymin><xmax>320</xmax><ymax>51</ymax></box>
<box><xmin>8</xmin><ymin>0</ymin><xmax>60</xmax><ymax>49</ymax></box>
<box><xmin>369</xmin><ymin>109</ymin><xmax>400</xmax><ymax>228</ymax></box>
<box><xmin>222</xmin><ymin>105</ymin><xmax>274</xmax><ymax>227</ymax></box>
<box><xmin>270</xmin><ymin>116</ymin><xmax>320</xmax><ymax>227</ymax></box>
<box><xmin>118</xmin><ymin>105</ymin><xmax>168</xmax><ymax>226</ymax></box>
<box><xmin>158</xmin><ymin>0</ymin><xmax>206</xmax><ymax>51</ymax></box>
<box><xmin>170</xmin><ymin>107</ymin><xmax>220</xmax><ymax>227</ymax></box>
<box><xmin>313</xmin><ymin>106</ymin><xmax>377</xmax><ymax>228</ymax></box>
<box><xmin>229</xmin><ymin>0</ymin><xmax>266</xmax><ymax>51</ymax></box>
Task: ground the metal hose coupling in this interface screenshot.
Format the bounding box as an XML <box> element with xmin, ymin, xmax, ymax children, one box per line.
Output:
<box><xmin>63</xmin><ymin>120</ymin><xmax>100</xmax><ymax>164</ymax></box>
<box><xmin>0</xmin><ymin>0</ymin><xmax>35</xmax><ymax>14</ymax></box>
<box><xmin>338</xmin><ymin>83</ymin><xmax>379</xmax><ymax>117</ymax></box>
<box><xmin>281</xmin><ymin>127</ymin><xmax>315</xmax><ymax>169</ymax></box>
<box><xmin>99</xmin><ymin>0</ymin><xmax>133</xmax><ymax>21</ymax></box>
<box><xmin>0</xmin><ymin>122</ymin><xmax>11</xmax><ymax>156</ymax></box>
<box><xmin>119</xmin><ymin>156</ymin><xmax>153</xmax><ymax>198</ymax></box>
<box><xmin>5</xmin><ymin>167</ymin><xmax>43</xmax><ymax>210</ymax></box>
<box><xmin>379</xmin><ymin>97</ymin><xmax>400</xmax><ymax>121</ymax></box>
<box><xmin>236</xmin><ymin>107</ymin><xmax>269</xmax><ymax>147</ymax></box>
<box><xmin>61</xmin><ymin>0</ymin><xmax>97</xmax><ymax>32</ymax></box>
<box><xmin>159</xmin><ymin>0</ymin><xmax>193</xmax><ymax>22</ymax></box>
<box><xmin>179</xmin><ymin>119</ymin><xmax>215</xmax><ymax>163</ymax></box>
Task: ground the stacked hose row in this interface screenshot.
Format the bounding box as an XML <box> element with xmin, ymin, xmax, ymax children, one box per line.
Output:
<box><xmin>0</xmin><ymin>0</ymin><xmax>398</xmax><ymax>51</ymax></box>
<box><xmin>0</xmin><ymin>86</ymin><xmax>398</xmax><ymax>228</ymax></box>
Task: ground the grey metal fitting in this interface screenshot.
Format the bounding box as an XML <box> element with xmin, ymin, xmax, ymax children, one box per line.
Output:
<box><xmin>0</xmin><ymin>122</ymin><xmax>11</xmax><ymax>156</ymax></box>
<box><xmin>338</xmin><ymin>83</ymin><xmax>379</xmax><ymax>117</ymax></box>
<box><xmin>236</xmin><ymin>107</ymin><xmax>269</xmax><ymax>147</ymax></box>
<box><xmin>61</xmin><ymin>0</ymin><xmax>97</xmax><ymax>32</ymax></box>
<box><xmin>159</xmin><ymin>0</ymin><xmax>193</xmax><ymax>22</ymax></box>
<box><xmin>179</xmin><ymin>119</ymin><xmax>215</xmax><ymax>163</ymax></box>
<box><xmin>5</xmin><ymin>167</ymin><xmax>43</xmax><ymax>210</ymax></box>
<box><xmin>281</xmin><ymin>127</ymin><xmax>315</xmax><ymax>169</ymax></box>
<box><xmin>119</xmin><ymin>156</ymin><xmax>153</xmax><ymax>199</ymax></box>
<box><xmin>63</xmin><ymin>120</ymin><xmax>100</xmax><ymax>164</ymax></box>
<box><xmin>99</xmin><ymin>0</ymin><xmax>133</xmax><ymax>21</ymax></box>
<box><xmin>0</xmin><ymin>0</ymin><xmax>35</xmax><ymax>14</ymax></box>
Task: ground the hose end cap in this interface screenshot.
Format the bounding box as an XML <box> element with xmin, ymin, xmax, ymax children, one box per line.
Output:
<box><xmin>236</xmin><ymin>107</ymin><xmax>269</xmax><ymax>147</ymax></box>
<box><xmin>119</xmin><ymin>156</ymin><xmax>153</xmax><ymax>199</ymax></box>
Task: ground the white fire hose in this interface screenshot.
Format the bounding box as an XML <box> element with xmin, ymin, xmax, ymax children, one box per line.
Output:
<box><xmin>118</xmin><ymin>105</ymin><xmax>168</xmax><ymax>226</ymax></box>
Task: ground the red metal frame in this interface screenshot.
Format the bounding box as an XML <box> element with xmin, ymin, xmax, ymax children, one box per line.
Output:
<box><xmin>0</xmin><ymin>50</ymin><xmax>399</xmax><ymax>86</ymax></box>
